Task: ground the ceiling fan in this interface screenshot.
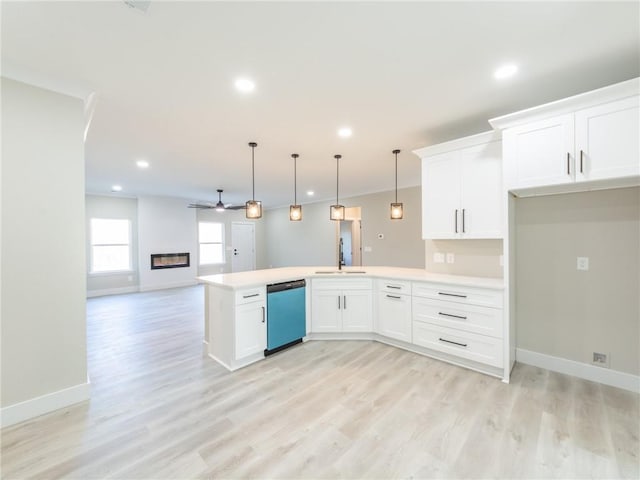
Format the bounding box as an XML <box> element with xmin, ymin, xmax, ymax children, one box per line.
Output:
<box><xmin>188</xmin><ymin>189</ymin><xmax>246</xmax><ymax>211</ymax></box>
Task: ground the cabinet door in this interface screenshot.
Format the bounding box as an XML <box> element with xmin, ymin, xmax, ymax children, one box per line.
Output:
<box><xmin>235</xmin><ymin>301</ymin><xmax>266</xmax><ymax>360</ymax></box>
<box><xmin>503</xmin><ymin>114</ymin><xmax>574</xmax><ymax>189</ymax></box>
<box><xmin>575</xmin><ymin>96</ymin><xmax>640</xmax><ymax>182</ymax></box>
<box><xmin>422</xmin><ymin>152</ymin><xmax>461</xmax><ymax>239</ymax></box>
<box><xmin>342</xmin><ymin>290</ymin><xmax>372</xmax><ymax>332</ymax></box>
<box><xmin>377</xmin><ymin>292</ymin><xmax>412</xmax><ymax>342</ymax></box>
<box><xmin>459</xmin><ymin>141</ymin><xmax>503</xmax><ymax>238</ymax></box>
<box><xmin>311</xmin><ymin>289</ymin><xmax>342</xmax><ymax>332</ymax></box>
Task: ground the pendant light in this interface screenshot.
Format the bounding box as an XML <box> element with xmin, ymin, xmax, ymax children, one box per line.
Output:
<box><xmin>245</xmin><ymin>142</ymin><xmax>262</xmax><ymax>219</ymax></box>
<box><xmin>330</xmin><ymin>154</ymin><xmax>345</xmax><ymax>221</ymax></box>
<box><xmin>390</xmin><ymin>149</ymin><xmax>404</xmax><ymax>220</ymax></box>
<box><xmin>289</xmin><ymin>153</ymin><xmax>302</xmax><ymax>221</ymax></box>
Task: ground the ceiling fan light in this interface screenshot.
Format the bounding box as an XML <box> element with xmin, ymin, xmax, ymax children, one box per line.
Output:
<box><xmin>246</xmin><ymin>200</ymin><xmax>262</xmax><ymax>219</ymax></box>
<box><xmin>330</xmin><ymin>204</ymin><xmax>345</xmax><ymax>221</ymax></box>
<box><xmin>289</xmin><ymin>204</ymin><xmax>302</xmax><ymax>221</ymax></box>
<box><xmin>391</xmin><ymin>202</ymin><xmax>404</xmax><ymax>220</ymax></box>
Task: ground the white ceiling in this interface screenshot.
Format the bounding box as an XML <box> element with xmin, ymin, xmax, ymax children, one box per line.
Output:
<box><xmin>2</xmin><ymin>1</ymin><xmax>639</xmax><ymax>209</ymax></box>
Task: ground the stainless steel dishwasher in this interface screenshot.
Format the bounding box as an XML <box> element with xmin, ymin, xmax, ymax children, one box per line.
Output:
<box><xmin>265</xmin><ymin>279</ymin><xmax>306</xmax><ymax>356</ymax></box>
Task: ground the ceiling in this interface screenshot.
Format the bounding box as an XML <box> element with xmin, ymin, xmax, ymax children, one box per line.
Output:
<box><xmin>2</xmin><ymin>1</ymin><xmax>639</xmax><ymax>209</ymax></box>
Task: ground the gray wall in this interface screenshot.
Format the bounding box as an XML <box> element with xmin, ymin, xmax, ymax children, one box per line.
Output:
<box><xmin>264</xmin><ymin>186</ymin><xmax>424</xmax><ymax>268</ymax></box>
<box><xmin>1</xmin><ymin>78</ymin><xmax>87</xmax><ymax>407</ymax></box>
<box><xmin>515</xmin><ymin>187</ymin><xmax>639</xmax><ymax>375</ymax></box>
<box><xmin>86</xmin><ymin>194</ymin><xmax>138</xmax><ymax>295</ymax></box>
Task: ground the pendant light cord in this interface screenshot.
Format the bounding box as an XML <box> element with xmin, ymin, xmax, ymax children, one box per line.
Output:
<box><xmin>393</xmin><ymin>149</ymin><xmax>401</xmax><ymax>203</ymax></box>
<box><xmin>294</xmin><ymin>155</ymin><xmax>297</xmax><ymax>205</ymax></box>
<box><xmin>335</xmin><ymin>155</ymin><xmax>341</xmax><ymax>204</ymax></box>
<box><xmin>252</xmin><ymin>145</ymin><xmax>255</xmax><ymax>201</ymax></box>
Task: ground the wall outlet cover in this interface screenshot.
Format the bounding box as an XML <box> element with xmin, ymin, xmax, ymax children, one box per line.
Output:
<box><xmin>592</xmin><ymin>351</ymin><xmax>610</xmax><ymax>368</ymax></box>
<box><xmin>577</xmin><ymin>257</ymin><xmax>589</xmax><ymax>271</ymax></box>
<box><xmin>364</xmin><ymin>246</ymin><xmax>372</xmax><ymax>253</ymax></box>
<box><xmin>446</xmin><ymin>253</ymin><xmax>455</xmax><ymax>264</ymax></box>
<box><xmin>433</xmin><ymin>252</ymin><xmax>445</xmax><ymax>264</ymax></box>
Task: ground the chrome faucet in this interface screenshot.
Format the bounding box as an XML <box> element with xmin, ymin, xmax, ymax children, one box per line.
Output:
<box><xmin>338</xmin><ymin>237</ymin><xmax>344</xmax><ymax>270</ymax></box>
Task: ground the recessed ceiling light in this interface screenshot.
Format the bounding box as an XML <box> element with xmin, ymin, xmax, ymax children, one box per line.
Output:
<box><xmin>494</xmin><ymin>64</ymin><xmax>518</xmax><ymax>80</ymax></box>
<box><xmin>307</xmin><ymin>190</ymin><xmax>315</xmax><ymax>196</ymax></box>
<box><xmin>338</xmin><ymin>127</ymin><xmax>352</xmax><ymax>138</ymax></box>
<box><xmin>234</xmin><ymin>77</ymin><xmax>255</xmax><ymax>93</ymax></box>
<box><xmin>136</xmin><ymin>159</ymin><xmax>149</xmax><ymax>168</ymax></box>
<box><xmin>111</xmin><ymin>185</ymin><xmax>123</xmax><ymax>192</ymax></box>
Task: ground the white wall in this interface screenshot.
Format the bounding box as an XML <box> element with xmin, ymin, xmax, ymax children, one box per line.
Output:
<box><xmin>86</xmin><ymin>194</ymin><xmax>138</xmax><ymax>296</ymax></box>
<box><xmin>1</xmin><ymin>78</ymin><xmax>88</xmax><ymax>425</ymax></box>
<box><xmin>424</xmin><ymin>239</ymin><xmax>504</xmax><ymax>278</ymax></box>
<box><xmin>138</xmin><ymin>196</ymin><xmax>198</xmax><ymax>291</ymax></box>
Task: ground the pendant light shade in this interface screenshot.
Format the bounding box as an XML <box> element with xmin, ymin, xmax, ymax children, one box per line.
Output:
<box><xmin>390</xmin><ymin>149</ymin><xmax>404</xmax><ymax>220</ymax></box>
<box><xmin>289</xmin><ymin>153</ymin><xmax>302</xmax><ymax>221</ymax></box>
<box><xmin>330</xmin><ymin>154</ymin><xmax>345</xmax><ymax>221</ymax></box>
<box><xmin>245</xmin><ymin>142</ymin><xmax>262</xmax><ymax>219</ymax></box>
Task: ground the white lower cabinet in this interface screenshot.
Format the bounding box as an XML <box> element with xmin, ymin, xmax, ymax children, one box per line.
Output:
<box><xmin>311</xmin><ymin>278</ymin><xmax>372</xmax><ymax>333</ymax></box>
<box><xmin>235</xmin><ymin>300</ymin><xmax>266</xmax><ymax>360</ymax></box>
<box><xmin>376</xmin><ymin>279</ymin><xmax>412</xmax><ymax>342</ymax></box>
<box><xmin>412</xmin><ymin>282</ymin><xmax>504</xmax><ymax>370</ymax></box>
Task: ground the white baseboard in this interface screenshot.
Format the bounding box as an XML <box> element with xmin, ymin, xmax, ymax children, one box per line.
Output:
<box><xmin>138</xmin><ymin>280</ymin><xmax>198</xmax><ymax>292</ymax></box>
<box><xmin>87</xmin><ymin>286</ymin><xmax>139</xmax><ymax>298</ymax></box>
<box><xmin>516</xmin><ymin>348</ymin><xmax>639</xmax><ymax>393</ymax></box>
<box><xmin>1</xmin><ymin>381</ymin><xmax>91</xmax><ymax>428</ymax></box>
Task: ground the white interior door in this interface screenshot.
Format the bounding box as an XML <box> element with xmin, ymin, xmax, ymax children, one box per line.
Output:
<box><xmin>231</xmin><ymin>222</ymin><xmax>256</xmax><ymax>272</ymax></box>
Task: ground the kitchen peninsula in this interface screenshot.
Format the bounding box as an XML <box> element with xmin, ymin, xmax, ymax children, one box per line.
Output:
<box><xmin>198</xmin><ymin>267</ymin><xmax>510</xmax><ymax>382</ymax></box>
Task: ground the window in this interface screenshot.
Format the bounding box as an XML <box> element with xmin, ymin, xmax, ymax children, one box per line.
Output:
<box><xmin>199</xmin><ymin>222</ymin><xmax>225</xmax><ymax>265</ymax></box>
<box><xmin>90</xmin><ymin>218</ymin><xmax>131</xmax><ymax>273</ymax></box>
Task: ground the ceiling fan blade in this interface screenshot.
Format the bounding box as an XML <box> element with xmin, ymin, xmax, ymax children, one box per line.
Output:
<box><xmin>188</xmin><ymin>203</ymin><xmax>214</xmax><ymax>209</ymax></box>
<box><xmin>225</xmin><ymin>205</ymin><xmax>247</xmax><ymax>210</ymax></box>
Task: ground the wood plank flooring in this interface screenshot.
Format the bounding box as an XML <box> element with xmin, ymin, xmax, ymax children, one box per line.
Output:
<box><xmin>1</xmin><ymin>285</ymin><xmax>638</xmax><ymax>479</ymax></box>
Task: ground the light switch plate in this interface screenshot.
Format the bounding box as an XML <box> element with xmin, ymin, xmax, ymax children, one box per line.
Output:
<box><xmin>577</xmin><ymin>257</ymin><xmax>589</xmax><ymax>271</ymax></box>
<box><xmin>364</xmin><ymin>246</ymin><xmax>372</xmax><ymax>253</ymax></box>
<box><xmin>446</xmin><ymin>253</ymin><xmax>455</xmax><ymax>264</ymax></box>
<box><xmin>433</xmin><ymin>252</ymin><xmax>445</xmax><ymax>264</ymax></box>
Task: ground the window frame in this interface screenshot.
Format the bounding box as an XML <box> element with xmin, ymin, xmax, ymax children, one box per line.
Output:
<box><xmin>198</xmin><ymin>221</ymin><xmax>225</xmax><ymax>266</ymax></box>
<box><xmin>89</xmin><ymin>218</ymin><xmax>133</xmax><ymax>275</ymax></box>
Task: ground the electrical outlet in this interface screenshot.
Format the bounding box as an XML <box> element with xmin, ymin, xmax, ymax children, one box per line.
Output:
<box><xmin>446</xmin><ymin>253</ymin><xmax>455</xmax><ymax>264</ymax></box>
<box><xmin>433</xmin><ymin>252</ymin><xmax>445</xmax><ymax>264</ymax></box>
<box><xmin>364</xmin><ymin>246</ymin><xmax>372</xmax><ymax>253</ymax></box>
<box><xmin>592</xmin><ymin>352</ymin><xmax>610</xmax><ymax>368</ymax></box>
<box><xmin>577</xmin><ymin>257</ymin><xmax>589</xmax><ymax>271</ymax></box>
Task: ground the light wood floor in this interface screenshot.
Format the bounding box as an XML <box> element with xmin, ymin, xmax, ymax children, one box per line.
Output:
<box><xmin>1</xmin><ymin>285</ymin><xmax>638</xmax><ymax>479</ymax></box>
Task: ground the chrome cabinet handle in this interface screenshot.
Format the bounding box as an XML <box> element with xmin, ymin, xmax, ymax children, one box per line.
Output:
<box><xmin>338</xmin><ymin>296</ymin><xmax>341</xmax><ymax>309</ymax></box>
<box><xmin>386</xmin><ymin>285</ymin><xmax>401</xmax><ymax>289</ymax></box>
<box><xmin>386</xmin><ymin>294</ymin><xmax>401</xmax><ymax>299</ymax></box>
<box><xmin>462</xmin><ymin>209</ymin><xmax>466</xmax><ymax>233</ymax></box>
<box><xmin>438</xmin><ymin>292</ymin><xmax>467</xmax><ymax>298</ymax></box>
<box><xmin>567</xmin><ymin>152</ymin><xmax>570</xmax><ymax>175</ymax></box>
<box><xmin>439</xmin><ymin>337</ymin><xmax>467</xmax><ymax>348</ymax></box>
<box><xmin>261</xmin><ymin>306</ymin><xmax>265</xmax><ymax>323</ymax></box>
<box><xmin>343</xmin><ymin>295</ymin><xmax>347</xmax><ymax>309</ymax></box>
<box><xmin>438</xmin><ymin>312</ymin><xmax>467</xmax><ymax>320</ymax></box>
<box><xmin>454</xmin><ymin>209</ymin><xmax>458</xmax><ymax>233</ymax></box>
<box><xmin>243</xmin><ymin>293</ymin><xmax>259</xmax><ymax>299</ymax></box>
<box><xmin>580</xmin><ymin>150</ymin><xmax>584</xmax><ymax>173</ymax></box>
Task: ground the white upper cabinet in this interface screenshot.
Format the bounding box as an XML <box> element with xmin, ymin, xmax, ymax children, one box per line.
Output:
<box><xmin>575</xmin><ymin>97</ymin><xmax>639</xmax><ymax>182</ymax></box>
<box><xmin>492</xmin><ymin>78</ymin><xmax>639</xmax><ymax>194</ymax></box>
<box><xmin>416</xmin><ymin>132</ymin><xmax>502</xmax><ymax>240</ymax></box>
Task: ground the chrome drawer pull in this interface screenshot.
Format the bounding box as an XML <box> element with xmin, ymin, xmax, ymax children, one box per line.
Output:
<box><xmin>243</xmin><ymin>293</ymin><xmax>260</xmax><ymax>299</ymax></box>
<box><xmin>439</xmin><ymin>338</ymin><xmax>467</xmax><ymax>348</ymax></box>
<box><xmin>386</xmin><ymin>285</ymin><xmax>401</xmax><ymax>289</ymax></box>
<box><xmin>261</xmin><ymin>306</ymin><xmax>265</xmax><ymax>323</ymax></box>
<box><xmin>438</xmin><ymin>312</ymin><xmax>467</xmax><ymax>320</ymax></box>
<box><xmin>386</xmin><ymin>294</ymin><xmax>401</xmax><ymax>299</ymax></box>
<box><xmin>438</xmin><ymin>292</ymin><xmax>467</xmax><ymax>298</ymax></box>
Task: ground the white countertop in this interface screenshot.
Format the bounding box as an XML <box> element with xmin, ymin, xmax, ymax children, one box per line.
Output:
<box><xmin>197</xmin><ymin>266</ymin><xmax>504</xmax><ymax>290</ymax></box>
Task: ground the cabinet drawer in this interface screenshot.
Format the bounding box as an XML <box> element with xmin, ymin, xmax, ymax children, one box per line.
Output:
<box><xmin>378</xmin><ymin>278</ymin><xmax>411</xmax><ymax>295</ymax></box>
<box><xmin>412</xmin><ymin>282</ymin><xmax>503</xmax><ymax>308</ymax></box>
<box><xmin>235</xmin><ymin>287</ymin><xmax>266</xmax><ymax>305</ymax></box>
<box><xmin>412</xmin><ymin>297</ymin><xmax>503</xmax><ymax>339</ymax></box>
<box><xmin>312</xmin><ymin>278</ymin><xmax>372</xmax><ymax>291</ymax></box>
<box><xmin>412</xmin><ymin>322</ymin><xmax>503</xmax><ymax>368</ymax></box>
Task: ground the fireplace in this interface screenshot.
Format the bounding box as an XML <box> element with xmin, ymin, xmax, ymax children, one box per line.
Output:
<box><xmin>150</xmin><ymin>252</ymin><xmax>190</xmax><ymax>270</ymax></box>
